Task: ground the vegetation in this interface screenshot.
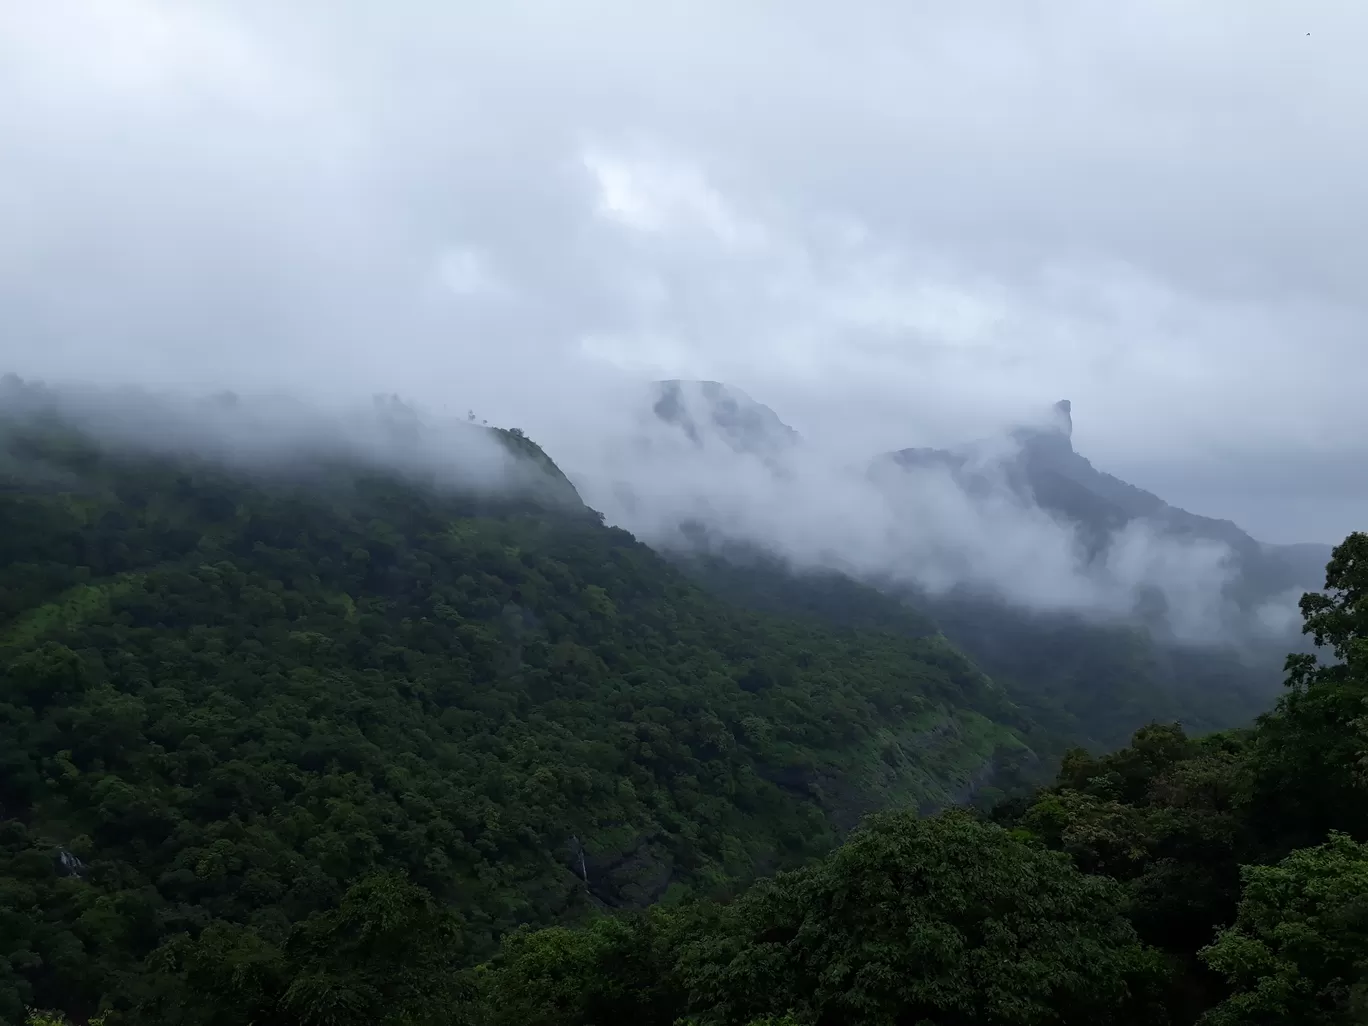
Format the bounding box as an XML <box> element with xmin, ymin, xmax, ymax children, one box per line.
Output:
<box><xmin>0</xmin><ymin>396</ymin><xmax>1038</xmax><ymax>1023</ymax></box>
<box><xmin>1199</xmin><ymin>833</ymin><xmax>1368</xmax><ymax>1025</ymax></box>
<box><xmin>674</xmin><ymin>543</ymin><xmax>1281</xmax><ymax>764</ymax></box>
<box><xmin>465</xmin><ymin>531</ymin><xmax>1368</xmax><ymax>1025</ymax></box>
<box><xmin>479</xmin><ymin>810</ymin><xmax>1168</xmax><ymax>1026</ymax></box>
<box><xmin>912</xmin><ymin>590</ymin><xmax>1284</xmax><ymax>755</ymax></box>
<box><xmin>3</xmin><ymin>385</ymin><xmax>1366</xmax><ymax>1025</ymax></box>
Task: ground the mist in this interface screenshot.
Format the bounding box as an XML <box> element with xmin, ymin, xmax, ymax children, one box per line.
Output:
<box><xmin>1</xmin><ymin>362</ymin><xmax>1315</xmax><ymax>647</ymax></box>
<box><xmin>0</xmin><ymin>375</ymin><xmax>576</xmax><ymax>507</ymax></box>
<box><xmin>0</xmin><ymin>2</ymin><xmax>1361</xmax><ymax>628</ymax></box>
<box><xmin>544</xmin><ymin>381</ymin><xmax>1267</xmax><ymax>644</ymax></box>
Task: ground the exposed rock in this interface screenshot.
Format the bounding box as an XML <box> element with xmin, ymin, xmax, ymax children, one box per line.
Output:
<box><xmin>56</xmin><ymin>847</ymin><xmax>86</xmax><ymax>878</ymax></box>
<box><xmin>568</xmin><ymin>830</ymin><xmax>677</xmax><ymax>909</ymax></box>
<box><xmin>651</xmin><ymin>379</ymin><xmax>802</xmax><ymax>460</ymax></box>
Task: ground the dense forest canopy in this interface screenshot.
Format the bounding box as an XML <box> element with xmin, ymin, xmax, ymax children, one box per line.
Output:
<box><xmin>0</xmin><ymin>392</ymin><xmax>1040</xmax><ymax>1023</ymax></box>
<box><xmin>471</xmin><ymin>530</ymin><xmax>1368</xmax><ymax>1026</ymax></box>
<box><xmin>2</xmin><ymin>388</ymin><xmax>1364</xmax><ymax>1025</ymax></box>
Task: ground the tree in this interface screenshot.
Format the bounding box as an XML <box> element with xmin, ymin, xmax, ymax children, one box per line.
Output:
<box><xmin>1199</xmin><ymin>832</ymin><xmax>1368</xmax><ymax>1025</ymax></box>
<box><xmin>279</xmin><ymin>872</ymin><xmax>468</xmax><ymax>1026</ymax></box>
<box><xmin>473</xmin><ymin>910</ymin><xmax>687</xmax><ymax>1026</ymax></box>
<box><xmin>132</xmin><ymin>873</ymin><xmax>467</xmax><ymax>1026</ymax></box>
<box><xmin>24</xmin><ymin>1012</ymin><xmax>106</xmax><ymax>1026</ymax></box>
<box><xmin>1250</xmin><ymin>532</ymin><xmax>1368</xmax><ymax>848</ymax></box>
<box><xmin>676</xmin><ymin>810</ymin><xmax>1168</xmax><ymax>1026</ymax></box>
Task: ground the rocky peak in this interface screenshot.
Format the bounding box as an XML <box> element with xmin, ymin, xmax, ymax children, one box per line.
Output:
<box><xmin>1009</xmin><ymin>399</ymin><xmax>1076</xmax><ymax>466</ymax></box>
<box><xmin>650</xmin><ymin>379</ymin><xmax>802</xmax><ymax>458</ymax></box>
<box><xmin>1053</xmin><ymin>399</ymin><xmax>1072</xmax><ymax>439</ymax></box>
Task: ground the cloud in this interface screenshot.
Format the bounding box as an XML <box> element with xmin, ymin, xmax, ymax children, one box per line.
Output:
<box><xmin>1</xmin><ymin>0</ymin><xmax>1365</xmax><ymax>544</ymax></box>
<box><xmin>0</xmin><ymin>375</ymin><xmax>564</xmax><ymax>505</ymax></box>
<box><xmin>555</xmin><ymin>382</ymin><xmax>1252</xmax><ymax>643</ymax></box>
<box><xmin>434</xmin><ymin>246</ymin><xmax>513</xmax><ymax>301</ymax></box>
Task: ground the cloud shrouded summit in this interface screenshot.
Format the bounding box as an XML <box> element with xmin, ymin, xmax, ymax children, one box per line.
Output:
<box><xmin>2</xmin><ymin>1</ymin><xmax>1365</xmax><ymax>544</ymax></box>
<box><xmin>561</xmin><ymin>382</ymin><xmax>1320</xmax><ymax>645</ymax></box>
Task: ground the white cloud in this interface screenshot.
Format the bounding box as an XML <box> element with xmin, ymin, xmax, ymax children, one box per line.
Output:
<box><xmin>556</xmin><ymin>387</ymin><xmax>1253</xmax><ymax>643</ymax></box>
<box><xmin>582</xmin><ymin>148</ymin><xmax>763</xmax><ymax>250</ymax></box>
<box><xmin>434</xmin><ymin>246</ymin><xmax>511</xmax><ymax>300</ymax></box>
<box><xmin>0</xmin><ymin>0</ymin><xmax>1365</xmax><ymax>543</ymax></box>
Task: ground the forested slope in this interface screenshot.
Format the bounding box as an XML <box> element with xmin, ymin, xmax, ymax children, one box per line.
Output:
<box><xmin>673</xmin><ymin>545</ymin><xmax>1275</xmax><ymax>766</ymax></box>
<box><xmin>466</xmin><ymin>532</ymin><xmax>1368</xmax><ymax>1026</ymax></box>
<box><xmin>918</xmin><ymin>592</ymin><xmax>1281</xmax><ymax>752</ymax></box>
<box><xmin>644</xmin><ymin>382</ymin><xmax>1297</xmax><ymax>758</ymax></box>
<box><xmin>0</xmin><ymin>404</ymin><xmax>1039</xmax><ymax>1023</ymax></box>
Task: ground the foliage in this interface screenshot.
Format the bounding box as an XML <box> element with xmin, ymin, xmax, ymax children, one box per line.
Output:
<box><xmin>1247</xmin><ymin>532</ymin><xmax>1368</xmax><ymax>850</ymax></box>
<box><xmin>675</xmin><ymin>809</ymin><xmax>1168</xmax><ymax>1026</ymax></box>
<box><xmin>128</xmin><ymin>871</ymin><xmax>468</xmax><ymax>1025</ymax></box>
<box><xmin>473</xmin><ymin>908</ymin><xmax>687</xmax><ymax>1026</ymax></box>
<box><xmin>1199</xmin><ymin>832</ymin><xmax>1368</xmax><ymax>1025</ymax></box>
<box><xmin>985</xmin><ymin>534</ymin><xmax>1368</xmax><ymax>1023</ymax></box>
<box><xmin>1003</xmin><ymin>726</ymin><xmax>1250</xmax><ymax>1019</ymax></box>
<box><xmin>921</xmin><ymin>591</ymin><xmax>1282</xmax><ymax>756</ymax></box>
<box><xmin>471</xmin><ymin>811</ymin><xmax>1169</xmax><ymax>1026</ymax></box>
<box><xmin>4</xmin><ymin>384</ymin><xmax>1368</xmax><ymax>1026</ymax></box>
<box><xmin>0</xmin><ymin>405</ymin><xmax>1033</xmax><ymax>1021</ymax></box>
<box><xmin>677</xmin><ymin>543</ymin><xmax>1279</xmax><ymax>771</ymax></box>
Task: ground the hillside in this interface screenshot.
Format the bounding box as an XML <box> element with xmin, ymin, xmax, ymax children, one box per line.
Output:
<box><xmin>643</xmin><ymin>380</ymin><xmax>1329</xmax><ymax>622</ymax></box>
<box><xmin>650</xmin><ymin>380</ymin><xmax>803</xmax><ymax>462</ymax></box>
<box><xmin>457</xmin><ymin>533</ymin><xmax>1368</xmax><ymax>1026</ymax></box>
<box><xmin>638</xmin><ymin>382</ymin><xmax>1296</xmax><ymax>752</ymax></box>
<box><xmin>0</xmin><ymin>392</ymin><xmax>1043</xmax><ymax>1023</ymax></box>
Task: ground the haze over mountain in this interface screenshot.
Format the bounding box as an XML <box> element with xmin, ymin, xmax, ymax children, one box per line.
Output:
<box><xmin>883</xmin><ymin>398</ymin><xmax>1330</xmax><ymax>623</ymax></box>
<box><xmin>6</xmin><ymin>2</ymin><xmax>1368</xmax><ymax>551</ymax></box>
<box><xmin>7</xmin><ymin>5</ymin><xmax>1368</xmax><ymax>1024</ymax></box>
<box><xmin>564</xmin><ymin>378</ymin><xmax>1324</xmax><ymax>647</ymax></box>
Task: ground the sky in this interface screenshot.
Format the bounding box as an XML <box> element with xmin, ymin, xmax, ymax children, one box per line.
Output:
<box><xmin>1</xmin><ymin>0</ymin><xmax>1364</xmax><ymax>545</ymax></box>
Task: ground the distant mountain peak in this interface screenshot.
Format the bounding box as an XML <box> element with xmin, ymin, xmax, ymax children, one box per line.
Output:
<box><xmin>878</xmin><ymin>394</ymin><xmax>1331</xmax><ymax>611</ymax></box>
<box><xmin>1008</xmin><ymin>399</ymin><xmax>1075</xmax><ymax>461</ymax></box>
<box><xmin>649</xmin><ymin>379</ymin><xmax>801</xmax><ymax>458</ymax></box>
<box><xmin>1054</xmin><ymin>399</ymin><xmax>1072</xmax><ymax>437</ymax></box>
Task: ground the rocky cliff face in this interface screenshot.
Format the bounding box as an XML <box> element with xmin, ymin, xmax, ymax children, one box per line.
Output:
<box><xmin>884</xmin><ymin>398</ymin><xmax>1330</xmax><ymax>613</ymax></box>
<box><xmin>628</xmin><ymin>381</ymin><xmax>1328</xmax><ymax>640</ymax></box>
<box><xmin>650</xmin><ymin>379</ymin><xmax>802</xmax><ymax>461</ymax></box>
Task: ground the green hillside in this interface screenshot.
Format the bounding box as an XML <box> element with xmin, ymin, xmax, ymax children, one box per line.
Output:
<box><xmin>463</xmin><ymin>533</ymin><xmax>1368</xmax><ymax>1026</ymax></box>
<box><xmin>0</xmin><ymin>405</ymin><xmax>1038</xmax><ymax>1023</ymax></box>
<box><xmin>672</xmin><ymin>545</ymin><xmax>1275</xmax><ymax>768</ymax></box>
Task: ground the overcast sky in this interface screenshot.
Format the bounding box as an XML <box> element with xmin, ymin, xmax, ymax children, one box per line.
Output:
<box><xmin>1</xmin><ymin>0</ymin><xmax>1363</xmax><ymax>544</ymax></box>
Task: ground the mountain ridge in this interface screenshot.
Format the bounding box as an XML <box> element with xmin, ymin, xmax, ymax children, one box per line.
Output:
<box><xmin>641</xmin><ymin>379</ymin><xmax>1315</xmax><ymax>751</ymax></box>
<box><xmin>646</xmin><ymin>378</ymin><xmax>1331</xmax><ymax>612</ymax></box>
<box><xmin>0</xmin><ymin>383</ymin><xmax>1052</xmax><ymax>1018</ymax></box>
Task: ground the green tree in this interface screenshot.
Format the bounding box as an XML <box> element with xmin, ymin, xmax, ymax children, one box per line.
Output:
<box><xmin>1250</xmin><ymin>532</ymin><xmax>1368</xmax><ymax>848</ymax></box>
<box><xmin>1199</xmin><ymin>832</ymin><xmax>1368</xmax><ymax>1025</ymax></box>
<box><xmin>677</xmin><ymin>810</ymin><xmax>1168</xmax><ymax>1026</ymax></box>
<box><xmin>0</xmin><ymin>400</ymin><xmax>1046</xmax><ymax>1020</ymax></box>
<box><xmin>474</xmin><ymin>910</ymin><xmax>686</xmax><ymax>1026</ymax></box>
<box><xmin>278</xmin><ymin>872</ymin><xmax>467</xmax><ymax>1025</ymax></box>
<box><xmin>133</xmin><ymin>873</ymin><xmax>465</xmax><ymax>1026</ymax></box>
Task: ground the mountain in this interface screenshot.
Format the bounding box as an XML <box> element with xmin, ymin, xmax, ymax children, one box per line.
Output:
<box><xmin>3</xmin><ymin>377</ymin><xmax>1354</xmax><ymax>1025</ymax></box>
<box><xmin>647</xmin><ymin>380</ymin><xmax>1331</xmax><ymax>614</ymax></box>
<box><xmin>0</xmin><ymin>381</ymin><xmax>1044</xmax><ymax>1021</ymax></box>
<box><xmin>642</xmin><ymin>382</ymin><xmax>1314</xmax><ymax>751</ymax></box>
<box><xmin>650</xmin><ymin>379</ymin><xmax>802</xmax><ymax>461</ymax></box>
<box><xmin>885</xmin><ymin>397</ymin><xmax>1331</xmax><ymax>616</ymax></box>
<box><xmin>468</xmin><ymin>560</ymin><xmax>1368</xmax><ymax>1026</ymax></box>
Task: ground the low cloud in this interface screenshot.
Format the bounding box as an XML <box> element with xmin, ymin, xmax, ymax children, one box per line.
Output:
<box><xmin>1</xmin><ymin>371</ymin><xmax>1307</xmax><ymax>646</ymax></box>
<box><xmin>551</xmin><ymin>382</ymin><xmax>1260</xmax><ymax>644</ymax></box>
<box><xmin>2</xmin><ymin>1</ymin><xmax>1365</xmax><ymax>551</ymax></box>
<box><xmin>0</xmin><ymin>376</ymin><xmax>567</xmax><ymax>505</ymax></box>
